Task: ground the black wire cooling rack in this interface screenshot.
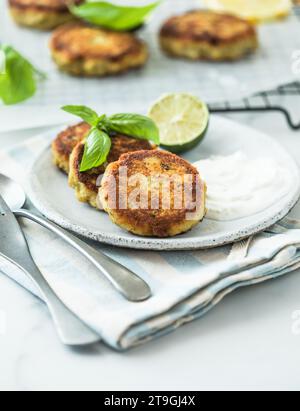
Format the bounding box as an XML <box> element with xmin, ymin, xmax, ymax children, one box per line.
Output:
<box><xmin>209</xmin><ymin>5</ymin><xmax>300</xmax><ymax>131</ymax></box>
<box><xmin>209</xmin><ymin>82</ymin><xmax>300</xmax><ymax>130</ymax></box>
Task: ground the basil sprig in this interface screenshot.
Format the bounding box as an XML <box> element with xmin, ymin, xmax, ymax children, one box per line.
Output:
<box><xmin>62</xmin><ymin>105</ymin><xmax>160</xmax><ymax>172</ymax></box>
<box><xmin>62</xmin><ymin>105</ymin><xmax>99</xmax><ymax>126</ymax></box>
<box><xmin>107</xmin><ymin>113</ymin><xmax>160</xmax><ymax>143</ymax></box>
<box><xmin>0</xmin><ymin>45</ymin><xmax>45</xmax><ymax>105</ymax></box>
<box><xmin>70</xmin><ymin>0</ymin><xmax>160</xmax><ymax>31</ymax></box>
<box><xmin>80</xmin><ymin>128</ymin><xmax>112</xmax><ymax>172</ymax></box>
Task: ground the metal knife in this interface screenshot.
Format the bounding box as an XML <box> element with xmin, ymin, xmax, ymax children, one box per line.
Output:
<box><xmin>0</xmin><ymin>194</ymin><xmax>101</xmax><ymax>346</ymax></box>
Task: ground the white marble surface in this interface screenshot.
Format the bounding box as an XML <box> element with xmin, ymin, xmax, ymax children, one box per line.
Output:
<box><xmin>1</xmin><ymin>107</ymin><xmax>300</xmax><ymax>391</ymax></box>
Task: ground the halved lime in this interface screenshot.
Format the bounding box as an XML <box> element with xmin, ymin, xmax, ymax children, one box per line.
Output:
<box><xmin>148</xmin><ymin>93</ymin><xmax>209</xmax><ymax>154</ymax></box>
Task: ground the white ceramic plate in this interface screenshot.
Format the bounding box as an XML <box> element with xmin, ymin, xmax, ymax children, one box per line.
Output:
<box><xmin>28</xmin><ymin>116</ymin><xmax>300</xmax><ymax>250</ymax></box>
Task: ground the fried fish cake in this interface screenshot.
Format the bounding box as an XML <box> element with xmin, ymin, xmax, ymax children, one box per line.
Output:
<box><xmin>8</xmin><ymin>0</ymin><xmax>82</xmax><ymax>30</ymax></box>
<box><xmin>52</xmin><ymin>122</ymin><xmax>90</xmax><ymax>174</ymax></box>
<box><xmin>49</xmin><ymin>23</ymin><xmax>148</xmax><ymax>76</ymax></box>
<box><xmin>160</xmin><ymin>10</ymin><xmax>258</xmax><ymax>61</ymax></box>
<box><xmin>99</xmin><ymin>150</ymin><xmax>207</xmax><ymax>238</ymax></box>
<box><xmin>69</xmin><ymin>137</ymin><xmax>155</xmax><ymax>209</ymax></box>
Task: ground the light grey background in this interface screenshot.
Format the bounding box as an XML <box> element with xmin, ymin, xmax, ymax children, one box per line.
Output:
<box><xmin>1</xmin><ymin>107</ymin><xmax>300</xmax><ymax>391</ymax></box>
<box><xmin>1</xmin><ymin>0</ymin><xmax>300</xmax><ymax>392</ymax></box>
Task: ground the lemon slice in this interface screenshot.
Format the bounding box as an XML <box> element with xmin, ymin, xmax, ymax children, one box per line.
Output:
<box><xmin>148</xmin><ymin>93</ymin><xmax>209</xmax><ymax>154</ymax></box>
<box><xmin>203</xmin><ymin>0</ymin><xmax>292</xmax><ymax>23</ymax></box>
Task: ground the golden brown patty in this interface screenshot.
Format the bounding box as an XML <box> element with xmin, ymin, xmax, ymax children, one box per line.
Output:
<box><xmin>69</xmin><ymin>137</ymin><xmax>155</xmax><ymax>209</ymax></box>
<box><xmin>49</xmin><ymin>23</ymin><xmax>149</xmax><ymax>76</ymax></box>
<box><xmin>160</xmin><ymin>10</ymin><xmax>258</xmax><ymax>61</ymax></box>
<box><xmin>52</xmin><ymin>122</ymin><xmax>90</xmax><ymax>174</ymax></box>
<box><xmin>100</xmin><ymin>150</ymin><xmax>207</xmax><ymax>237</ymax></box>
<box><xmin>9</xmin><ymin>0</ymin><xmax>83</xmax><ymax>30</ymax></box>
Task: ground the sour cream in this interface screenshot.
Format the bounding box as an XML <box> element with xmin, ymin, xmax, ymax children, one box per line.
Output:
<box><xmin>194</xmin><ymin>151</ymin><xmax>295</xmax><ymax>221</ymax></box>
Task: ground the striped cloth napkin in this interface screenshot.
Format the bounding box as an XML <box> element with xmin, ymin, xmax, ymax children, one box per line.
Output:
<box><xmin>1</xmin><ymin>132</ymin><xmax>300</xmax><ymax>351</ymax></box>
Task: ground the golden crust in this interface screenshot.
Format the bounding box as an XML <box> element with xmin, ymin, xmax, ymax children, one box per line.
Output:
<box><xmin>69</xmin><ymin>136</ymin><xmax>155</xmax><ymax>209</ymax></box>
<box><xmin>100</xmin><ymin>150</ymin><xmax>207</xmax><ymax>237</ymax></box>
<box><xmin>52</xmin><ymin>122</ymin><xmax>90</xmax><ymax>174</ymax></box>
<box><xmin>160</xmin><ymin>10</ymin><xmax>256</xmax><ymax>43</ymax></box>
<box><xmin>160</xmin><ymin>10</ymin><xmax>258</xmax><ymax>61</ymax></box>
<box><xmin>50</xmin><ymin>23</ymin><xmax>149</xmax><ymax>76</ymax></box>
<box><xmin>9</xmin><ymin>0</ymin><xmax>81</xmax><ymax>11</ymax></box>
<box><xmin>9</xmin><ymin>0</ymin><xmax>82</xmax><ymax>30</ymax></box>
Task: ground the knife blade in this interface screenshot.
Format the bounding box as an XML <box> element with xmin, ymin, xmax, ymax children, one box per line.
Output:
<box><xmin>0</xmin><ymin>194</ymin><xmax>101</xmax><ymax>345</ymax></box>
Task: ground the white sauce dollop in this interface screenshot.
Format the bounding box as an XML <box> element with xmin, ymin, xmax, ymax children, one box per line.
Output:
<box><xmin>194</xmin><ymin>151</ymin><xmax>295</xmax><ymax>221</ymax></box>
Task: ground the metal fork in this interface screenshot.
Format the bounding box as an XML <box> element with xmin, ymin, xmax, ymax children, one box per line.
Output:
<box><xmin>227</xmin><ymin>236</ymin><xmax>254</xmax><ymax>261</ymax></box>
<box><xmin>227</xmin><ymin>216</ymin><xmax>300</xmax><ymax>261</ymax></box>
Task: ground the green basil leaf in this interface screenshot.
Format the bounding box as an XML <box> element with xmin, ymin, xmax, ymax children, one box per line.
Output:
<box><xmin>0</xmin><ymin>45</ymin><xmax>42</xmax><ymax>105</ymax></box>
<box><xmin>107</xmin><ymin>113</ymin><xmax>160</xmax><ymax>144</ymax></box>
<box><xmin>80</xmin><ymin>127</ymin><xmax>111</xmax><ymax>172</ymax></box>
<box><xmin>70</xmin><ymin>1</ymin><xmax>160</xmax><ymax>31</ymax></box>
<box><xmin>62</xmin><ymin>105</ymin><xmax>100</xmax><ymax>126</ymax></box>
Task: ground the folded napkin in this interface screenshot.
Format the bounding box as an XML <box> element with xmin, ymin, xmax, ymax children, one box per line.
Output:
<box><xmin>1</xmin><ymin>134</ymin><xmax>300</xmax><ymax>351</ymax></box>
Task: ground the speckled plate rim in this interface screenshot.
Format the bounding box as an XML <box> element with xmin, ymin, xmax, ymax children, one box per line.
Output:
<box><xmin>27</xmin><ymin>117</ymin><xmax>300</xmax><ymax>251</ymax></box>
